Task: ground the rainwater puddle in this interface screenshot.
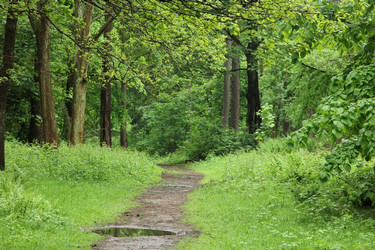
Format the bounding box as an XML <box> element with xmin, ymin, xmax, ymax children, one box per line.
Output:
<box><xmin>158</xmin><ymin>184</ymin><xmax>192</xmax><ymax>188</ymax></box>
<box><xmin>92</xmin><ymin>227</ymin><xmax>177</xmax><ymax>237</ymax></box>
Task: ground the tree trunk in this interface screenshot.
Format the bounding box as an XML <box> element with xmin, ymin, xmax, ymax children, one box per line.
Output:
<box><xmin>29</xmin><ymin>0</ymin><xmax>58</xmax><ymax>145</ymax></box>
<box><xmin>70</xmin><ymin>1</ymin><xmax>93</xmax><ymax>145</ymax></box>
<box><xmin>222</xmin><ymin>37</ymin><xmax>231</xmax><ymax>128</ymax></box>
<box><xmin>0</xmin><ymin>0</ymin><xmax>18</xmax><ymax>171</ymax></box>
<box><xmin>245</xmin><ymin>41</ymin><xmax>261</xmax><ymax>134</ymax></box>
<box><xmin>120</xmin><ymin>81</ymin><xmax>128</xmax><ymax>148</ymax></box>
<box><xmin>230</xmin><ymin>50</ymin><xmax>240</xmax><ymax>131</ymax></box>
<box><xmin>28</xmin><ymin>92</ymin><xmax>43</xmax><ymax>143</ymax></box>
<box><xmin>62</xmin><ymin>62</ymin><xmax>74</xmax><ymax>141</ymax></box>
<box><xmin>282</xmin><ymin>120</ymin><xmax>290</xmax><ymax>135</ymax></box>
<box><xmin>100</xmin><ymin>14</ymin><xmax>113</xmax><ymax>147</ymax></box>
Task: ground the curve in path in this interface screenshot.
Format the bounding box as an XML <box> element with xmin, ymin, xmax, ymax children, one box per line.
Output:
<box><xmin>93</xmin><ymin>164</ymin><xmax>203</xmax><ymax>249</ymax></box>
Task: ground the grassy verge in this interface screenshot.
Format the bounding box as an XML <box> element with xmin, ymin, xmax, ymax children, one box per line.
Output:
<box><xmin>179</xmin><ymin>139</ymin><xmax>375</xmax><ymax>249</ymax></box>
<box><xmin>0</xmin><ymin>141</ymin><xmax>162</xmax><ymax>249</ymax></box>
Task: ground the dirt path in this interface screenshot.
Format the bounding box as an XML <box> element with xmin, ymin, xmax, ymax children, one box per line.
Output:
<box><xmin>92</xmin><ymin>164</ymin><xmax>203</xmax><ymax>250</ymax></box>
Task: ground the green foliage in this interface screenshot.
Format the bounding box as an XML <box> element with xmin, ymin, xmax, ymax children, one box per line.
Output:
<box><xmin>254</xmin><ymin>103</ymin><xmax>275</xmax><ymax>141</ymax></box>
<box><xmin>131</xmin><ymin>94</ymin><xmax>190</xmax><ymax>156</ymax></box>
<box><xmin>180</xmin><ymin>139</ymin><xmax>375</xmax><ymax>249</ymax></box>
<box><xmin>182</xmin><ymin>120</ymin><xmax>254</xmax><ymax>161</ymax></box>
<box><xmin>289</xmin><ymin>64</ymin><xmax>375</xmax><ymax>206</ymax></box>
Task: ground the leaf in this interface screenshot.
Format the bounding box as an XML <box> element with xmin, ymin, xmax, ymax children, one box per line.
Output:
<box><xmin>332</xmin><ymin>129</ymin><xmax>342</xmax><ymax>139</ymax></box>
<box><xmin>368</xmin><ymin>116</ymin><xmax>375</xmax><ymax>126</ymax></box>
<box><xmin>336</xmin><ymin>107</ymin><xmax>344</xmax><ymax>114</ymax></box>
<box><xmin>343</xmin><ymin>163</ymin><xmax>351</xmax><ymax>172</ymax></box>
<box><xmin>333</xmin><ymin>121</ymin><xmax>344</xmax><ymax>130</ymax></box>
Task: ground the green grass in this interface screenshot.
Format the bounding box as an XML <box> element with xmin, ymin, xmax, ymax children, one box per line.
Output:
<box><xmin>179</xmin><ymin>139</ymin><xmax>375</xmax><ymax>249</ymax></box>
<box><xmin>0</xmin><ymin>141</ymin><xmax>163</xmax><ymax>249</ymax></box>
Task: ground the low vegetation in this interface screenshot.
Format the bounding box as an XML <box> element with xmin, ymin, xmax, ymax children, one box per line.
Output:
<box><xmin>180</xmin><ymin>139</ymin><xmax>375</xmax><ymax>249</ymax></box>
<box><xmin>0</xmin><ymin>141</ymin><xmax>162</xmax><ymax>249</ymax></box>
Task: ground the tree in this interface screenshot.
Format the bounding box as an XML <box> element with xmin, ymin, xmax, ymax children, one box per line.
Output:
<box><xmin>100</xmin><ymin>12</ymin><xmax>114</xmax><ymax>147</ymax></box>
<box><xmin>222</xmin><ymin>37</ymin><xmax>231</xmax><ymax>128</ymax></box>
<box><xmin>70</xmin><ymin>0</ymin><xmax>114</xmax><ymax>145</ymax></box>
<box><xmin>245</xmin><ymin>40</ymin><xmax>261</xmax><ymax>133</ymax></box>
<box><xmin>29</xmin><ymin>0</ymin><xmax>58</xmax><ymax>145</ymax></box>
<box><xmin>120</xmin><ymin>81</ymin><xmax>128</xmax><ymax>148</ymax></box>
<box><xmin>69</xmin><ymin>1</ymin><xmax>94</xmax><ymax>145</ymax></box>
<box><xmin>230</xmin><ymin>44</ymin><xmax>240</xmax><ymax>131</ymax></box>
<box><xmin>0</xmin><ymin>0</ymin><xmax>19</xmax><ymax>171</ymax></box>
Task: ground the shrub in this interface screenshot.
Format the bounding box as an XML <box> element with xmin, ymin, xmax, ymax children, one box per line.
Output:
<box><xmin>182</xmin><ymin>121</ymin><xmax>255</xmax><ymax>161</ymax></box>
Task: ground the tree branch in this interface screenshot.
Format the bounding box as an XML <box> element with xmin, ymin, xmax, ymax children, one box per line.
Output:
<box><xmin>301</xmin><ymin>62</ymin><xmax>327</xmax><ymax>73</ymax></box>
<box><xmin>92</xmin><ymin>15</ymin><xmax>114</xmax><ymax>41</ymax></box>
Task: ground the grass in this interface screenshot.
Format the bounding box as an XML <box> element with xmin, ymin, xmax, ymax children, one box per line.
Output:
<box><xmin>0</xmin><ymin>141</ymin><xmax>163</xmax><ymax>249</ymax></box>
<box><xmin>179</xmin><ymin>139</ymin><xmax>375</xmax><ymax>249</ymax></box>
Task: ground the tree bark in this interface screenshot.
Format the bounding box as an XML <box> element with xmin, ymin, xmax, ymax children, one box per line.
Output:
<box><xmin>222</xmin><ymin>37</ymin><xmax>231</xmax><ymax>128</ymax></box>
<box><xmin>0</xmin><ymin>0</ymin><xmax>18</xmax><ymax>171</ymax></box>
<box><xmin>29</xmin><ymin>0</ymin><xmax>58</xmax><ymax>145</ymax></box>
<box><xmin>100</xmin><ymin>14</ymin><xmax>113</xmax><ymax>147</ymax></box>
<box><xmin>245</xmin><ymin>41</ymin><xmax>261</xmax><ymax>134</ymax></box>
<box><xmin>70</xmin><ymin>1</ymin><xmax>93</xmax><ymax>145</ymax></box>
<box><xmin>230</xmin><ymin>49</ymin><xmax>240</xmax><ymax>131</ymax></box>
<box><xmin>28</xmin><ymin>92</ymin><xmax>43</xmax><ymax>143</ymax></box>
<box><xmin>120</xmin><ymin>81</ymin><xmax>128</xmax><ymax>148</ymax></box>
<box><xmin>62</xmin><ymin>61</ymin><xmax>74</xmax><ymax>141</ymax></box>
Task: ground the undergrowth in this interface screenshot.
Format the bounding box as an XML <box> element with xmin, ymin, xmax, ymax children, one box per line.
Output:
<box><xmin>0</xmin><ymin>141</ymin><xmax>162</xmax><ymax>249</ymax></box>
<box><xmin>180</xmin><ymin>139</ymin><xmax>375</xmax><ymax>249</ymax></box>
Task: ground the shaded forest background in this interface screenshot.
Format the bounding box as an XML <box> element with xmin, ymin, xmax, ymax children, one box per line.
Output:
<box><xmin>1</xmin><ymin>0</ymin><xmax>375</xmax><ymax>192</ymax></box>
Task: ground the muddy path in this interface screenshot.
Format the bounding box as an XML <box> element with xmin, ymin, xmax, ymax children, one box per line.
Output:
<box><xmin>92</xmin><ymin>164</ymin><xmax>203</xmax><ymax>249</ymax></box>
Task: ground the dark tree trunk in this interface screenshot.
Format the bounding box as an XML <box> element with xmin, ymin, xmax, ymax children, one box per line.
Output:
<box><xmin>62</xmin><ymin>62</ymin><xmax>74</xmax><ymax>141</ymax></box>
<box><xmin>29</xmin><ymin>0</ymin><xmax>58</xmax><ymax>145</ymax></box>
<box><xmin>282</xmin><ymin>120</ymin><xmax>290</xmax><ymax>135</ymax></box>
<box><xmin>230</xmin><ymin>50</ymin><xmax>240</xmax><ymax>131</ymax></box>
<box><xmin>28</xmin><ymin>93</ymin><xmax>43</xmax><ymax>143</ymax></box>
<box><xmin>0</xmin><ymin>0</ymin><xmax>18</xmax><ymax>171</ymax></box>
<box><xmin>120</xmin><ymin>81</ymin><xmax>128</xmax><ymax>148</ymax></box>
<box><xmin>222</xmin><ymin>37</ymin><xmax>231</xmax><ymax>128</ymax></box>
<box><xmin>245</xmin><ymin>41</ymin><xmax>261</xmax><ymax>134</ymax></box>
<box><xmin>100</xmin><ymin>14</ymin><xmax>113</xmax><ymax>147</ymax></box>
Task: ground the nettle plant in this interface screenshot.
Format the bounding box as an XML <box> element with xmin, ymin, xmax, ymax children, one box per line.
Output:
<box><xmin>288</xmin><ymin>64</ymin><xmax>375</xmax><ymax>204</ymax></box>
<box><xmin>255</xmin><ymin>103</ymin><xmax>275</xmax><ymax>141</ymax></box>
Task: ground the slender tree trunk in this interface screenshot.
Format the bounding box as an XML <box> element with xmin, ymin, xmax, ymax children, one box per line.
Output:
<box><xmin>70</xmin><ymin>1</ymin><xmax>93</xmax><ymax>145</ymax></box>
<box><xmin>29</xmin><ymin>0</ymin><xmax>58</xmax><ymax>145</ymax></box>
<box><xmin>62</xmin><ymin>62</ymin><xmax>74</xmax><ymax>141</ymax></box>
<box><xmin>100</xmin><ymin>14</ymin><xmax>113</xmax><ymax>147</ymax></box>
<box><xmin>222</xmin><ymin>37</ymin><xmax>231</xmax><ymax>128</ymax></box>
<box><xmin>28</xmin><ymin>93</ymin><xmax>43</xmax><ymax>143</ymax></box>
<box><xmin>0</xmin><ymin>0</ymin><xmax>18</xmax><ymax>171</ymax></box>
<box><xmin>245</xmin><ymin>41</ymin><xmax>261</xmax><ymax>134</ymax></box>
<box><xmin>282</xmin><ymin>120</ymin><xmax>290</xmax><ymax>135</ymax></box>
<box><xmin>120</xmin><ymin>81</ymin><xmax>128</xmax><ymax>148</ymax></box>
<box><xmin>230</xmin><ymin>49</ymin><xmax>240</xmax><ymax>131</ymax></box>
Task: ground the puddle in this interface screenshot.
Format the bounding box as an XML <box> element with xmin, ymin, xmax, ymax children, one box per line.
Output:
<box><xmin>158</xmin><ymin>184</ymin><xmax>192</xmax><ymax>188</ymax></box>
<box><xmin>92</xmin><ymin>227</ymin><xmax>177</xmax><ymax>237</ymax></box>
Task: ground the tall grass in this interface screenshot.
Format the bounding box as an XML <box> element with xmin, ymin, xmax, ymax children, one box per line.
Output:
<box><xmin>0</xmin><ymin>141</ymin><xmax>162</xmax><ymax>249</ymax></box>
<box><xmin>179</xmin><ymin>139</ymin><xmax>375</xmax><ymax>249</ymax></box>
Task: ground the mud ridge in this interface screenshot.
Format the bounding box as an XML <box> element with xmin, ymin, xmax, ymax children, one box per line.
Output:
<box><xmin>92</xmin><ymin>164</ymin><xmax>203</xmax><ymax>250</ymax></box>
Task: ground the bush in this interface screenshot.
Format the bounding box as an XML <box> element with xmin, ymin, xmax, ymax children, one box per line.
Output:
<box><xmin>182</xmin><ymin>121</ymin><xmax>255</xmax><ymax>161</ymax></box>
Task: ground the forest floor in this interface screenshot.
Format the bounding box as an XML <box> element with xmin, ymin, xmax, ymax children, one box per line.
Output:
<box><xmin>92</xmin><ymin>165</ymin><xmax>203</xmax><ymax>249</ymax></box>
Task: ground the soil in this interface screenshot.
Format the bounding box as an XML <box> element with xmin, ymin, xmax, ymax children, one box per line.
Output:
<box><xmin>92</xmin><ymin>164</ymin><xmax>203</xmax><ymax>250</ymax></box>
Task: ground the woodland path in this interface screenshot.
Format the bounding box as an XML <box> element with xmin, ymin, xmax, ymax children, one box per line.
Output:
<box><xmin>92</xmin><ymin>164</ymin><xmax>203</xmax><ymax>249</ymax></box>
